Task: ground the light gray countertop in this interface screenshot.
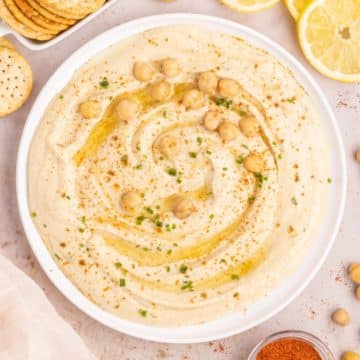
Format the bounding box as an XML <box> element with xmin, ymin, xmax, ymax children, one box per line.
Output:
<box><xmin>1</xmin><ymin>0</ymin><xmax>359</xmax><ymax>359</ymax></box>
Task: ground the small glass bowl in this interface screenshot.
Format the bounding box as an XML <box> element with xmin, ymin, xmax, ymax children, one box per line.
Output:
<box><xmin>248</xmin><ymin>330</ymin><xmax>335</xmax><ymax>360</ymax></box>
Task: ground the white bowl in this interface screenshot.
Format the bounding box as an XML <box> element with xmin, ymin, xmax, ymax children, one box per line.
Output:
<box><xmin>16</xmin><ymin>14</ymin><xmax>346</xmax><ymax>343</ymax></box>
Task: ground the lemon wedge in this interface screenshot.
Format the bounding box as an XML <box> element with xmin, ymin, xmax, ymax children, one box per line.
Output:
<box><xmin>298</xmin><ymin>0</ymin><xmax>360</xmax><ymax>82</ymax></box>
<box><xmin>220</xmin><ymin>0</ymin><xmax>280</xmax><ymax>13</ymax></box>
<box><xmin>284</xmin><ymin>0</ymin><xmax>309</xmax><ymax>20</ymax></box>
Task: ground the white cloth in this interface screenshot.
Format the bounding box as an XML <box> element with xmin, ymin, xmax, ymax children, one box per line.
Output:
<box><xmin>0</xmin><ymin>255</ymin><xmax>95</xmax><ymax>360</ymax></box>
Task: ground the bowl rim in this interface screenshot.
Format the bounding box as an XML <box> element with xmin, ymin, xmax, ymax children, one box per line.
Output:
<box><xmin>16</xmin><ymin>13</ymin><xmax>347</xmax><ymax>343</ymax></box>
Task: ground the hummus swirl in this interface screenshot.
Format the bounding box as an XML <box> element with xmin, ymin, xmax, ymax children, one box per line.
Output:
<box><xmin>28</xmin><ymin>26</ymin><xmax>330</xmax><ymax>326</ymax></box>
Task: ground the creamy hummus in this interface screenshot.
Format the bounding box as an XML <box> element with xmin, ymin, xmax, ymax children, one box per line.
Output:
<box><xmin>28</xmin><ymin>25</ymin><xmax>330</xmax><ymax>326</ymax></box>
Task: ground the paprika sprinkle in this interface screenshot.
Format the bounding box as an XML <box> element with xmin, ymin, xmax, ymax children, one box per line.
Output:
<box><xmin>256</xmin><ymin>338</ymin><xmax>322</xmax><ymax>360</ymax></box>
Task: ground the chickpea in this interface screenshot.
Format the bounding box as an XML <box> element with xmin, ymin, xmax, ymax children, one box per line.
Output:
<box><xmin>120</xmin><ymin>191</ymin><xmax>143</xmax><ymax>213</ymax></box>
<box><xmin>331</xmin><ymin>308</ymin><xmax>351</xmax><ymax>326</ymax></box>
<box><xmin>218</xmin><ymin>78</ymin><xmax>240</xmax><ymax>98</ymax></box>
<box><xmin>79</xmin><ymin>100</ymin><xmax>101</xmax><ymax>119</ymax></box>
<box><xmin>160</xmin><ymin>58</ymin><xmax>180</xmax><ymax>77</ymax></box>
<box><xmin>197</xmin><ymin>71</ymin><xmax>218</xmax><ymax>95</ymax></box>
<box><xmin>159</xmin><ymin>135</ymin><xmax>178</xmax><ymax>159</ymax></box>
<box><xmin>342</xmin><ymin>352</ymin><xmax>360</xmax><ymax>360</ymax></box>
<box><xmin>218</xmin><ymin>121</ymin><xmax>238</xmax><ymax>142</ymax></box>
<box><xmin>203</xmin><ymin>110</ymin><xmax>222</xmax><ymax>131</ymax></box>
<box><xmin>182</xmin><ymin>89</ymin><xmax>205</xmax><ymax>110</ymax></box>
<box><xmin>355</xmin><ymin>150</ymin><xmax>360</xmax><ymax>163</ymax></box>
<box><xmin>355</xmin><ymin>286</ymin><xmax>360</xmax><ymax>300</ymax></box>
<box><xmin>116</xmin><ymin>99</ymin><xmax>140</xmax><ymax>121</ymax></box>
<box><xmin>349</xmin><ymin>263</ymin><xmax>360</xmax><ymax>284</ymax></box>
<box><xmin>239</xmin><ymin>115</ymin><xmax>259</xmax><ymax>137</ymax></box>
<box><xmin>244</xmin><ymin>153</ymin><xmax>266</xmax><ymax>173</ymax></box>
<box><xmin>149</xmin><ymin>81</ymin><xmax>172</xmax><ymax>101</ymax></box>
<box><xmin>172</xmin><ymin>197</ymin><xmax>196</xmax><ymax>219</ymax></box>
<box><xmin>133</xmin><ymin>62</ymin><xmax>154</xmax><ymax>81</ymax></box>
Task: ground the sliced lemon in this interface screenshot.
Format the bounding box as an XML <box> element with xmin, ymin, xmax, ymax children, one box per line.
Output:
<box><xmin>298</xmin><ymin>0</ymin><xmax>360</xmax><ymax>82</ymax></box>
<box><xmin>284</xmin><ymin>0</ymin><xmax>310</xmax><ymax>20</ymax></box>
<box><xmin>220</xmin><ymin>0</ymin><xmax>280</xmax><ymax>13</ymax></box>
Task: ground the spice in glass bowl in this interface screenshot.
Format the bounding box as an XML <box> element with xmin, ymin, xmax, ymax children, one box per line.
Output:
<box><xmin>248</xmin><ymin>331</ymin><xmax>335</xmax><ymax>360</ymax></box>
<box><xmin>256</xmin><ymin>338</ymin><xmax>321</xmax><ymax>360</ymax></box>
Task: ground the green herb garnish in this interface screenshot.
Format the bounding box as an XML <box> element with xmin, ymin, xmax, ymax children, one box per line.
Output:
<box><xmin>189</xmin><ymin>152</ymin><xmax>197</xmax><ymax>158</ymax></box>
<box><xmin>231</xmin><ymin>274</ymin><xmax>239</xmax><ymax>280</ymax></box>
<box><xmin>181</xmin><ymin>280</ymin><xmax>193</xmax><ymax>291</ymax></box>
<box><xmin>114</xmin><ymin>262</ymin><xmax>122</xmax><ymax>268</ymax></box>
<box><xmin>99</xmin><ymin>77</ymin><xmax>109</xmax><ymax>89</ymax></box>
<box><xmin>215</xmin><ymin>97</ymin><xmax>233</xmax><ymax>109</ymax></box>
<box><xmin>166</xmin><ymin>168</ymin><xmax>177</xmax><ymax>176</ymax></box>
<box><xmin>138</xmin><ymin>309</ymin><xmax>147</xmax><ymax>317</ymax></box>
<box><xmin>179</xmin><ymin>264</ymin><xmax>188</xmax><ymax>274</ymax></box>
<box><xmin>119</xmin><ymin>278</ymin><xmax>126</xmax><ymax>287</ymax></box>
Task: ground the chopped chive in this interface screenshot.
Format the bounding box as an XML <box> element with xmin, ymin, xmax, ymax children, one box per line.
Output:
<box><xmin>31</xmin><ymin>211</ymin><xmax>37</xmax><ymax>218</ymax></box>
<box><xmin>138</xmin><ymin>309</ymin><xmax>147</xmax><ymax>317</ymax></box>
<box><xmin>119</xmin><ymin>278</ymin><xmax>126</xmax><ymax>287</ymax></box>
<box><xmin>136</xmin><ymin>215</ymin><xmax>146</xmax><ymax>225</ymax></box>
<box><xmin>231</xmin><ymin>274</ymin><xmax>239</xmax><ymax>280</ymax></box>
<box><xmin>197</xmin><ymin>137</ymin><xmax>203</xmax><ymax>145</ymax></box>
<box><xmin>181</xmin><ymin>280</ymin><xmax>193</xmax><ymax>291</ymax></box>
<box><xmin>215</xmin><ymin>97</ymin><xmax>232</xmax><ymax>109</ymax></box>
<box><xmin>179</xmin><ymin>264</ymin><xmax>188</xmax><ymax>274</ymax></box>
<box><xmin>99</xmin><ymin>77</ymin><xmax>109</xmax><ymax>89</ymax></box>
<box><xmin>114</xmin><ymin>262</ymin><xmax>122</xmax><ymax>268</ymax></box>
<box><xmin>166</xmin><ymin>168</ymin><xmax>177</xmax><ymax>176</ymax></box>
<box><xmin>287</xmin><ymin>96</ymin><xmax>296</xmax><ymax>104</ymax></box>
<box><xmin>236</xmin><ymin>155</ymin><xmax>244</xmax><ymax>164</ymax></box>
<box><xmin>189</xmin><ymin>152</ymin><xmax>197</xmax><ymax>158</ymax></box>
<box><xmin>166</xmin><ymin>266</ymin><xmax>170</xmax><ymax>272</ymax></box>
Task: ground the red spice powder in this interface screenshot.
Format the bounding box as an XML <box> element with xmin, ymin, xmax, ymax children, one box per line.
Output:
<box><xmin>256</xmin><ymin>338</ymin><xmax>322</xmax><ymax>360</ymax></box>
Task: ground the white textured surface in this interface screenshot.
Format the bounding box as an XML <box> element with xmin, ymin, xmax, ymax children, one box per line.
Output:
<box><xmin>0</xmin><ymin>0</ymin><xmax>359</xmax><ymax>358</ymax></box>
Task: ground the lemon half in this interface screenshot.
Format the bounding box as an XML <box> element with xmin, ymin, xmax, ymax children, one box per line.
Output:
<box><xmin>284</xmin><ymin>0</ymin><xmax>310</xmax><ymax>20</ymax></box>
<box><xmin>298</xmin><ymin>0</ymin><xmax>360</xmax><ymax>82</ymax></box>
<box><xmin>220</xmin><ymin>0</ymin><xmax>280</xmax><ymax>13</ymax></box>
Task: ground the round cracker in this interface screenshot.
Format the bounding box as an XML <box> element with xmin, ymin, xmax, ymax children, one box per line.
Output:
<box><xmin>4</xmin><ymin>0</ymin><xmax>59</xmax><ymax>35</ymax></box>
<box><xmin>0</xmin><ymin>47</ymin><xmax>33</xmax><ymax>116</ymax></box>
<box><xmin>0</xmin><ymin>0</ymin><xmax>54</xmax><ymax>40</ymax></box>
<box><xmin>36</xmin><ymin>0</ymin><xmax>105</xmax><ymax>20</ymax></box>
<box><xmin>26</xmin><ymin>0</ymin><xmax>77</xmax><ymax>25</ymax></box>
<box><xmin>0</xmin><ymin>37</ymin><xmax>15</xmax><ymax>50</ymax></box>
<box><xmin>14</xmin><ymin>0</ymin><xmax>69</xmax><ymax>32</ymax></box>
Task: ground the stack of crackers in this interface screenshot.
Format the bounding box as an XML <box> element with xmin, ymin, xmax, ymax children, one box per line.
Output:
<box><xmin>0</xmin><ymin>0</ymin><xmax>106</xmax><ymax>41</ymax></box>
<box><xmin>0</xmin><ymin>37</ymin><xmax>33</xmax><ymax>116</ymax></box>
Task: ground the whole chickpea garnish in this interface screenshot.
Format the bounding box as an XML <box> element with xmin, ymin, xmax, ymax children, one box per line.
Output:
<box><xmin>218</xmin><ymin>121</ymin><xmax>238</xmax><ymax>142</ymax></box>
<box><xmin>203</xmin><ymin>110</ymin><xmax>222</xmax><ymax>131</ymax></box>
<box><xmin>79</xmin><ymin>100</ymin><xmax>101</xmax><ymax>119</ymax></box>
<box><xmin>116</xmin><ymin>99</ymin><xmax>140</xmax><ymax>121</ymax></box>
<box><xmin>160</xmin><ymin>58</ymin><xmax>180</xmax><ymax>78</ymax></box>
<box><xmin>197</xmin><ymin>71</ymin><xmax>218</xmax><ymax>95</ymax></box>
<box><xmin>239</xmin><ymin>115</ymin><xmax>260</xmax><ymax>137</ymax></box>
<box><xmin>218</xmin><ymin>78</ymin><xmax>240</xmax><ymax>98</ymax></box>
<box><xmin>133</xmin><ymin>62</ymin><xmax>154</xmax><ymax>81</ymax></box>
<box><xmin>172</xmin><ymin>196</ymin><xmax>196</xmax><ymax>219</ymax></box>
<box><xmin>243</xmin><ymin>153</ymin><xmax>266</xmax><ymax>173</ymax></box>
<box><xmin>121</xmin><ymin>191</ymin><xmax>143</xmax><ymax>214</ymax></box>
<box><xmin>149</xmin><ymin>81</ymin><xmax>172</xmax><ymax>101</ymax></box>
<box><xmin>182</xmin><ymin>89</ymin><xmax>205</xmax><ymax>110</ymax></box>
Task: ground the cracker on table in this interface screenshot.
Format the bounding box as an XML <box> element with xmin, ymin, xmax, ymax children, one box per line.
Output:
<box><xmin>36</xmin><ymin>0</ymin><xmax>105</xmax><ymax>20</ymax></box>
<box><xmin>0</xmin><ymin>47</ymin><xmax>33</xmax><ymax>116</ymax></box>
<box><xmin>26</xmin><ymin>0</ymin><xmax>77</xmax><ymax>25</ymax></box>
<box><xmin>0</xmin><ymin>0</ymin><xmax>54</xmax><ymax>40</ymax></box>
<box><xmin>0</xmin><ymin>37</ymin><xmax>15</xmax><ymax>50</ymax></box>
<box><xmin>5</xmin><ymin>0</ymin><xmax>59</xmax><ymax>35</ymax></box>
<box><xmin>14</xmin><ymin>0</ymin><xmax>69</xmax><ymax>32</ymax></box>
